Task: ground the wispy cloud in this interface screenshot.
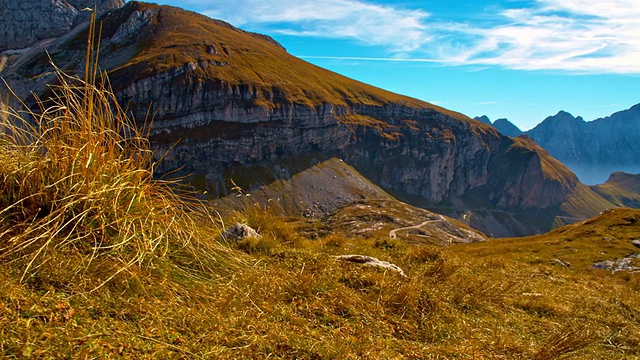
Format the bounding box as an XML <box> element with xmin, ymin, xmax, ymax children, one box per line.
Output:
<box><xmin>193</xmin><ymin>0</ymin><xmax>431</xmax><ymax>53</ymax></box>
<box><xmin>452</xmin><ymin>0</ymin><xmax>640</xmax><ymax>73</ymax></box>
<box><xmin>187</xmin><ymin>0</ymin><xmax>640</xmax><ymax>74</ymax></box>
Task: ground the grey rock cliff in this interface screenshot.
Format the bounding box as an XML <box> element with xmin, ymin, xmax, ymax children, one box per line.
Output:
<box><xmin>0</xmin><ymin>1</ymin><xmax>609</xmax><ymax>236</ymax></box>
<box><xmin>526</xmin><ymin>106</ymin><xmax>640</xmax><ymax>185</ymax></box>
<box><xmin>492</xmin><ymin>118</ymin><xmax>523</xmax><ymax>138</ymax></box>
<box><xmin>0</xmin><ymin>0</ymin><xmax>124</xmax><ymax>52</ymax></box>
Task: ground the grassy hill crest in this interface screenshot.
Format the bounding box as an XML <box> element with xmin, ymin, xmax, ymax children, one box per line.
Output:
<box><xmin>105</xmin><ymin>1</ymin><xmax>469</xmax><ymax>119</ymax></box>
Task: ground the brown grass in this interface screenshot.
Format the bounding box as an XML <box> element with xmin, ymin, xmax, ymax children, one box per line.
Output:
<box><xmin>0</xmin><ymin>10</ymin><xmax>638</xmax><ymax>358</ymax></box>
<box><xmin>0</xmin><ymin>16</ymin><xmax>234</xmax><ymax>290</ymax></box>
<box><xmin>592</xmin><ymin>172</ymin><xmax>640</xmax><ymax>207</ymax></box>
<box><xmin>1</xmin><ymin>202</ymin><xmax>639</xmax><ymax>358</ymax></box>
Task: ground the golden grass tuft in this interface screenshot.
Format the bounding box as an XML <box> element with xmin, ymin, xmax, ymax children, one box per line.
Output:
<box><xmin>0</xmin><ymin>21</ymin><xmax>232</xmax><ymax>288</ymax></box>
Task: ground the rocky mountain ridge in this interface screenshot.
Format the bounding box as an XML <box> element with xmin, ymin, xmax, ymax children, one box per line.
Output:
<box><xmin>0</xmin><ymin>0</ymin><xmax>125</xmax><ymax>52</ymax></box>
<box><xmin>477</xmin><ymin>103</ymin><xmax>640</xmax><ymax>185</ymax></box>
<box><xmin>0</xmin><ymin>0</ymin><xmax>621</xmax><ymax>236</ymax></box>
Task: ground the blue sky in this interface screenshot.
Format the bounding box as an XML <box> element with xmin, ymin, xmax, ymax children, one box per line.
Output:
<box><xmin>150</xmin><ymin>0</ymin><xmax>639</xmax><ymax>130</ymax></box>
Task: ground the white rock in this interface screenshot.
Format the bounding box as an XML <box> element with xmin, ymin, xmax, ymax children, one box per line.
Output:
<box><xmin>220</xmin><ymin>223</ymin><xmax>260</xmax><ymax>243</ymax></box>
<box><xmin>333</xmin><ymin>254</ymin><xmax>408</xmax><ymax>278</ymax></box>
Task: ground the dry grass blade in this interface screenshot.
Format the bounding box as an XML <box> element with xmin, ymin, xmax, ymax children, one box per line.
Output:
<box><xmin>533</xmin><ymin>326</ymin><xmax>595</xmax><ymax>359</ymax></box>
<box><xmin>0</xmin><ymin>14</ymin><xmax>234</xmax><ymax>288</ymax></box>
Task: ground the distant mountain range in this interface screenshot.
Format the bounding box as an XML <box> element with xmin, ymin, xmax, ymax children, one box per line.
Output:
<box><xmin>476</xmin><ymin>103</ymin><xmax>640</xmax><ymax>185</ymax></box>
<box><xmin>1</xmin><ymin>0</ymin><xmax>636</xmax><ymax>237</ymax></box>
<box><xmin>475</xmin><ymin>116</ymin><xmax>523</xmax><ymax>138</ymax></box>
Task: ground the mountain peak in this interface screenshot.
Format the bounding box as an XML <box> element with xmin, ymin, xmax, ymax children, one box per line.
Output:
<box><xmin>492</xmin><ymin>118</ymin><xmax>523</xmax><ymax>137</ymax></box>
<box><xmin>547</xmin><ymin>110</ymin><xmax>584</xmax><ymax>123</ymax></box>
<box><xmin>592</xmin><ymin>172</ymin><xmax>640</xmax><ymax>207</ymax></box>
<box><xmin>605</xmin><ymin>171</ymin><xmax>640</xmax><ymax>189</ymax></box>
<box><xmin>593</xmin><ymin>102</ymin><xmax>640</xmax><ymax>123</ymax></box>
<box><xmin>473</xmin><ymin>116</ymin><xmax>523</xmax><ymax>137</ymax></box>
<box><xmin>525</xmin><ymin>103</ymin><xmax>640</xmax><ymax>185</ymax></box>
<box><xmin>474</xmin><ymin>115</ymin><xmax>492</xmax><ymax>125</ymax></box>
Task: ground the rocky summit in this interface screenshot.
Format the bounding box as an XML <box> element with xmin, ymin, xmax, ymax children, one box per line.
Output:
<box><xmin>0</xmin><ymin>0</ymin><xmax>625</xmax><ymax>237</ymax></box>
<box><xmin>478</xmin><ymin>104</ymin><xmax>640</xmax><ymax>185</ymax></box>
<box><xmin>527</xmin><ymin>105</ymin><xmax>640</xmax><ymax>185</ymax></box>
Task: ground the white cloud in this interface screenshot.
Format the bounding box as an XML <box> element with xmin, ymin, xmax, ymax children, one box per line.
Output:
<box><xmin>450</xmin><ymin>0</ymin><xmax>640</xmax><ymax>73</ymax></box>
<box><xmin>195</xmin><ymin>0</ymin><xmax>431</xmax><ymax>53</ymax></box>
<box><xmin>184</xmin><ymin>0</ymin><xmax>640</xmax><ymax>74</ymax></box>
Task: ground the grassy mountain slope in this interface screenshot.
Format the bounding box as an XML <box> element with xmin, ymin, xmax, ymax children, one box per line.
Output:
<box><xmin>1</xmin><ymin>48</ymin><xmax>639</xmax><ymax>358</ymax></box>
<box><xmin>592</xmin><ymin>172</ymin><xmax>640</xmax><ymax>208</ymax></box>
<box><xmin>2</xmin><ymin>186</ymin><xmax>639</xmax><ymax>358</ymax></box>
<box><xmin>458</xmin><ymin>208</ymin><xmax>640</xmax><ymax>270</ymax></box>
<box><xmin>2</xmin><ymin>0</ymin><xmax>623</xmax><ymax>237</ymax></box>
<box><xmin>105</xmin><ymin>2</ymin><xmax>465</xmax><ymax>117</ymax></box>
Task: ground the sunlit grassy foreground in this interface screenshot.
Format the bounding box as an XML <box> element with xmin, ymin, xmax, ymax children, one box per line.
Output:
<box><xmin>0</xmin><ymin>36</ymin><xmax>639</xmax><ymax>360</ymax></box>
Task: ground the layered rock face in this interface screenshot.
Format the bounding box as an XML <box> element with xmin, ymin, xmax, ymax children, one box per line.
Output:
<box><xmin>342</xmin><ymin>108</ymin><xmax>498</xmax><ymax>204</ymax></box>
<box><xmin>526</xmin><ymin>106</ymin><xmax>640</xmax><ymax>185</ymax></box>
<box><xmin>0</xmin><ymin>0</ymin><xmax>125</xmax><ymax>52</ymax></box>
<box><xmin>479</xmin><ymin>105</ymin><xmax>640</xmax><ymax>185</ymax></box>
<box><xmin>0</xmin><ymin>1</ymin><xmax>608</xmax><ymax>235</ymax></box>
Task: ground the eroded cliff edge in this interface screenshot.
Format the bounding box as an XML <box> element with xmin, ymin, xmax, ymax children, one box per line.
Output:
<box><xmin>0</xmin><ymin>1</ymin><xmax>615</xmax><ymax>236</ymax></box>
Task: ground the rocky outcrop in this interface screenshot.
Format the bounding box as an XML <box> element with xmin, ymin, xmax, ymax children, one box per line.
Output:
<box><xmin>483</xmin><ymin>135</ymin><xmax>579</xmax><ymax>209</ymax></box>
<box><xmin>0</xmin><ymin>0</ymin><xmax>125</xmax><ymax>52</ymax></box>
<box><xmin>220</xmin><ymin>224</ymin><xmax>261</xmax><ymax>243</ymax></box>
<box><xmin>550</xmin><ymin>258</ymin><xmax>571</xmax><ymax>268</ymax></box>
<box><xmin>592</xmin><ymin>253</ymin><xmax>640</xmax><ymax>273</ymax></box>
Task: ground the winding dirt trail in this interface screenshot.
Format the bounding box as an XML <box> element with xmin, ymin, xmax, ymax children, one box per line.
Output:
<box><xmin>389</xmin><ymin>216</ymin><xmax>444</xmax><ymax>239</ymax></box>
